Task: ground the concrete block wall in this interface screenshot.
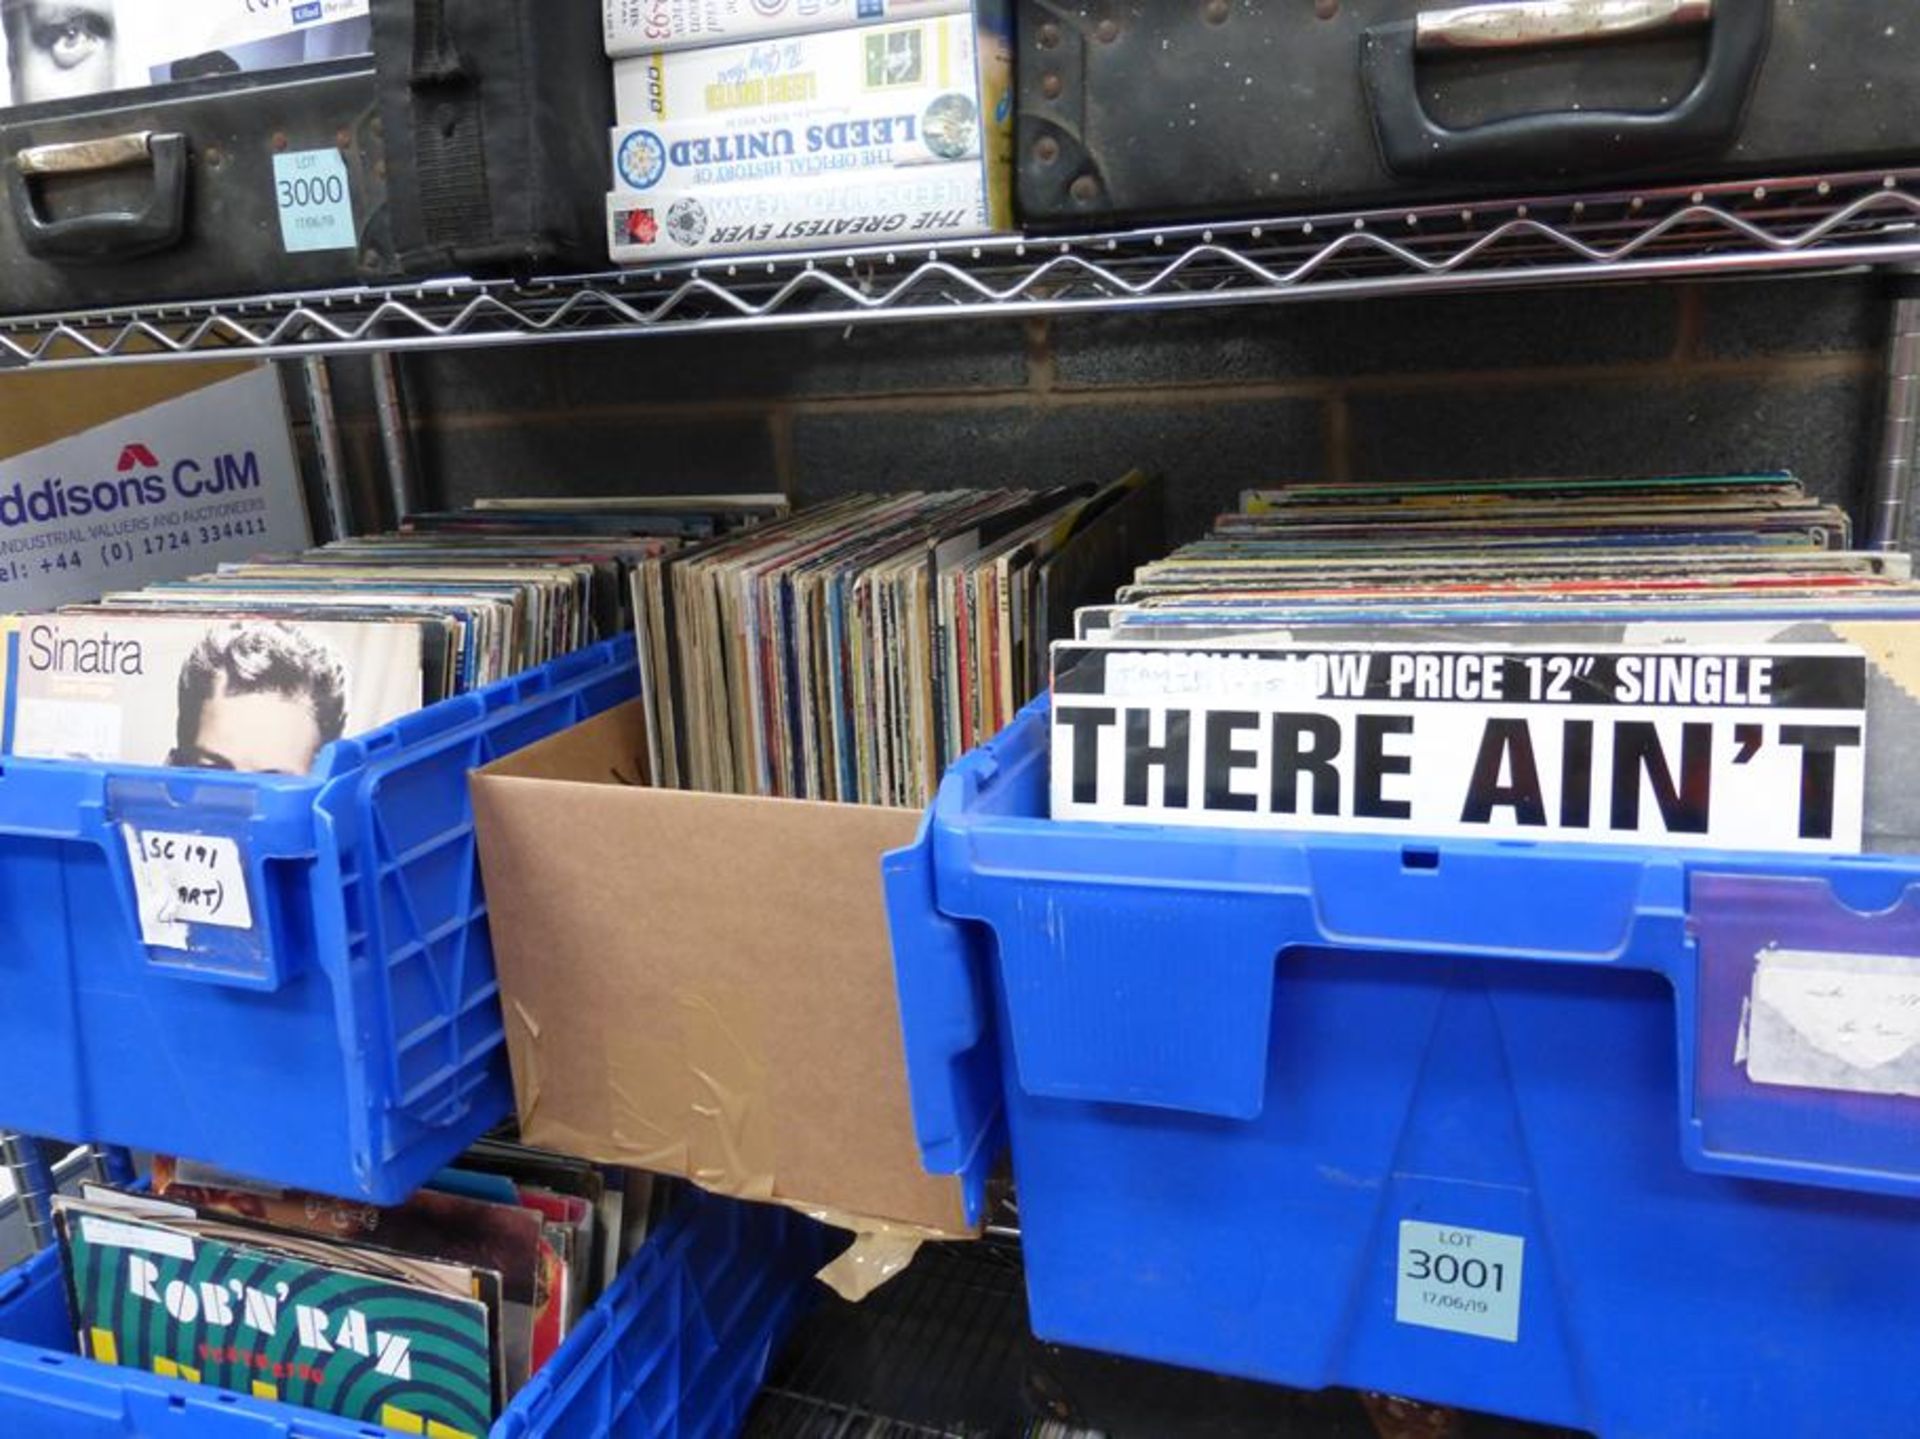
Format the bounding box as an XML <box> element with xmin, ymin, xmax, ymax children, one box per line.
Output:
<box><xmin>313</xmin><ymin>271</ymin><xmax>1891</xmax><ymax>544</ymax></box>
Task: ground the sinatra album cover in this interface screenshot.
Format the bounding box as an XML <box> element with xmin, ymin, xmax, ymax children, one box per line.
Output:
<box><xmin>9</xmin><ymin>611</ymin><xmax>422</xmax><ymax>773</ymax></box>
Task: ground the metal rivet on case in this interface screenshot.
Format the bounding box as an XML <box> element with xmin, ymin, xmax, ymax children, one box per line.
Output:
<box><xmin>1041</xmin><ymin>71</ymin><xmax>1064</xmax><ymax>98</ymax></box>
<box><xmin>1070</xmin><ymin>175</ymin><xmax>1100</xmax><ymax>203</ymax></box>
<box><xmin>1036</xmin><ymin>135</ymin><xmax>1060</xmax><ymax>164</ymax></box>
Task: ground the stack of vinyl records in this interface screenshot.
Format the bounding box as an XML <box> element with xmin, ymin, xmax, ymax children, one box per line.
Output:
<box><xmin>1050</xmin><ymin>474</ymin><xmax>1920</xmax><ymax>856</ymax></box>
<box><xmin>634</xmin><ymin>471</ymin><xmax>1161</xmax><ymax>807</ymax></box>
<box><xmin>3</xmin><ymin>497</ymin><xmax>784</xmax><ymax>775</ymax></box>
<box><xmin>55</xmin><ymin>1143</ymin><xmax>651</xmax><ymax>1437</ymax></box>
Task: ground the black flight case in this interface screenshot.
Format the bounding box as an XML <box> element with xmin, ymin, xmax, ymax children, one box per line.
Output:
<box><xmin>0</xmin><ymin>0</ymin><xmax>609</xmax><ymax>312</ymax></box>
<box><xmin>1017</xmin><ymin>0</ymin><xmax>1920</xmax><ymax>229</ymax></box>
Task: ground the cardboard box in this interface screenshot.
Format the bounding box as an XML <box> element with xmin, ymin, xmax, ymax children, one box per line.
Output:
<box><xmin>605</xmin><ymin>0</ymin><xmax>967</xmax><ymax>59</ymax></box>
<box><xmin>471</xmin><ymin>698</ymin><xmax>972</xmax><ymax>1238</ymax></box>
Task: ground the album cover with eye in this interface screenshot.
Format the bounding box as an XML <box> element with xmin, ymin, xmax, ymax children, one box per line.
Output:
<box><xmin>0</xmin><ymin>2</ymin><xmax>371</xmax><ymax>110</ymax></box>
<box><xmin>7</xmin><ymin>610</ymin><xmax>423</xmax><ymax>774</ymax></box>
<box><xmin>0</xmin><ymin>1</ymin><xmax>134</xmax><ymax>108</ymax></box>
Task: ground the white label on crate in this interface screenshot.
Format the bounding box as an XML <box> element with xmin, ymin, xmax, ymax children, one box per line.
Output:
<box><xmin>1048</xmin><ymin>641</ymin><xmax>1868</xmax><ymax>854</ymax></box>
<box><xmin>1741</xmin><ymin>947</ymin><xmax>1920</xmax><ymax>1097</ymax></box>
<box><xmin>273</xmin><ymin>149</ymin><xmax>355</xmax><ymax>253</ymax></box>
<box><xmin>123</xmin><ymin>828</ymin><xmax>255</xmax><ymax>951</ymax></box>
<box><xmin>79</xmin><ymin>1216</ymin><xmax>195</xmax><ymax>1261</ymax></box>
<box><xmin>1396</xmin><ymin>1221</ymin><xmax>1525</xmax><ymax>1343</ymax></box>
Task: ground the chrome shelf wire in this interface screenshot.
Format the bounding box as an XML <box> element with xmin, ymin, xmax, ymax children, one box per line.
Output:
<box><xmin>4</xmin><ymin>166</ymin><xmax>1919</xmax><ymax>369</ymax></box>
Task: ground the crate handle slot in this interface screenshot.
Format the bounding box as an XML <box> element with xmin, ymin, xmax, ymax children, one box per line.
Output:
<box><xmin>9</xmin><ymin>131</ymin><xmax>189</xmax><ymax>264</ymax></box>
<box><xmin>883</xmin><ymin>819</ymin><xmax>1000</xmax><ymax>1224</ymax></box>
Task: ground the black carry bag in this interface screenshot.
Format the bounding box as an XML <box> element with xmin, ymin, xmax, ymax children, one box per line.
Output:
<box><xmin>0</xmin><ymin>0</ymin><xmax>608</xmax><ymax>313</ymax></box>
<box><xmin>1018</xmin><ymin>0</ymin><xmax>1920</xmax><ymax>229</ymax></box>
<box><xmin>370</xmin><ymin>0</ymin><xmax>609</xmax><ymax>277</ymax></box>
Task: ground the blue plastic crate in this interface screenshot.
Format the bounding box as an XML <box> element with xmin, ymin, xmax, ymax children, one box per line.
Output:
<box><xmin>0</xmin><ymin>638</ymin><xmax>638</xmax><ymax>1204</ymax></box>
<box><xmin>885</xmin><ymin>695</ymin><xmax>1920</xmax><ymax>1438</ymax></box>
<box><xmin>0</xmin><ymin>1186</ymin><xmax>828</xmax><ymax>1438</ymax></box>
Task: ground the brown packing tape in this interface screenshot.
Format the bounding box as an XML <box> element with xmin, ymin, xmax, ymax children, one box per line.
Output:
<box><xmin>608</xmin><ymin>1078</ymin><xmax>695</xmax><ymax>1178</ymax></box>
<box><xmin>672</xmin><ymin>981</ymin><xmax>952</xmax><ymax>1298</ymax></box>
<box><xmin>665</xmin><ymin>969</ymin><xmax>971</xmax><ymax>1297</ymax></box>
<box><xmin>677</xmin><ymin>987</ymin><xmax>778</xmax><ymax>1203</ymax></box>
<box><xmin>507</xmin><ymin>999</ymin><xmax>542</xmax><ymax>1125</ymax></box>
<box><xmin>605</xmin><ymin>1006</ymin><xmax>701</xmax><ymax>1177</ymax></box>
<box><xmin>522</xmin><ymin>958</ymin><xmax>958</xmax><ymax>1299</ymax></box>
<box><xmin>795</xmin><ymin>1205</ymin><xmax>963</xmax><ymax>1303</ymax></box>
<box><xmin>817</xmin><ymin>1232</ymin><xmax>926</xmax><ymax>1304</ymax></box>
<box><xmin>508</xmin><ymin>995</ymin><xmax>687</xmax><ymax>1175</ymax></box>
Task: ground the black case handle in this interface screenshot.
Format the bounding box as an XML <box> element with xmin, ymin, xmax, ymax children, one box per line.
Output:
<box><xmin>1362</xmin><ymin>0</ymin><xmax>1772</xmax><ymax>180</ymax></box>
<box><xmin>8</xmin><ymin>131</ymin><xmax>189</xmax><ymax>263</ymax></box>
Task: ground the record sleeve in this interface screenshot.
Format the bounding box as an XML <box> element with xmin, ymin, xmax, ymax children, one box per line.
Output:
<box><xmin>56</xmin><ymin>1193</ymin><xmax>500</xmax><ymax>1436</ymax></box>
<box><xmin>10</xmin><ymin>612</ymin><xmax>424</xmax><ymax>773</ymax></box>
